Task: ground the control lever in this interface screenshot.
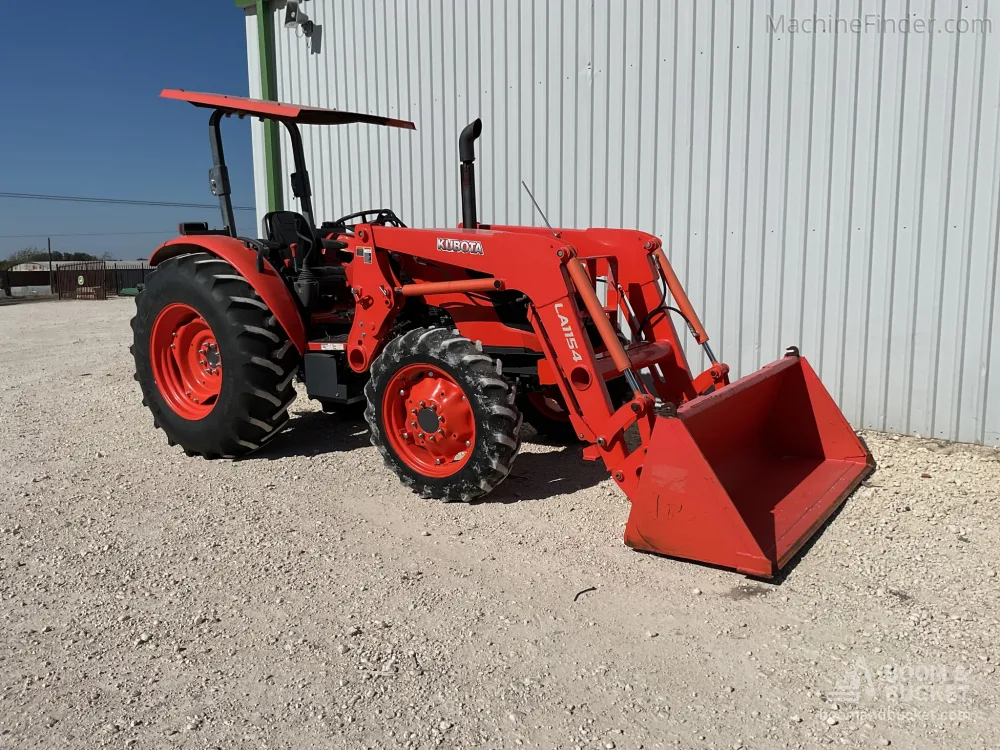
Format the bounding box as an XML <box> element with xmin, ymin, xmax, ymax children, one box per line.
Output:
<box><xmin>321</xmin><ymin>238</ymin><xmax>349</xmax><ymax>251</ymax></box>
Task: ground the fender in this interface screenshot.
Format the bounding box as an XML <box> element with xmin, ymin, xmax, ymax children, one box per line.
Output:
<box><xmin>149</xmin><ymin>235</ymin><xmax>307</xmax><ymax>354</ymax></box>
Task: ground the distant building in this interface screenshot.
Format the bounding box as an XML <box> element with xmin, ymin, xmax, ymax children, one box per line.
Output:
<box><xmin>9</xmin><ymin>260</ymin><xmax>151</xmax><ymax>272</ymax></box>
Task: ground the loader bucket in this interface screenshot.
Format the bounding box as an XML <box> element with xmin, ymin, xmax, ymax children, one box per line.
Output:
<box><xmin>625</xmin><ymin>355</ymin><xmax>874</xmax><ymax>577</ymax></box>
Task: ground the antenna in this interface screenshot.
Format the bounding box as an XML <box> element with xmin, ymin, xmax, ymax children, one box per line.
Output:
<box><xmin>520</xmin><ymin>180</ymin><xmax>558</xmax><ymax>237</ymax></box>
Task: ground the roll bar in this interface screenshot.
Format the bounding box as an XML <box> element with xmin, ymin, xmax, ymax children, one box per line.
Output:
<box><xmin>163</xmin><ymin>89</ymin><xmax>416</xmax><ymax>237</ymax></box>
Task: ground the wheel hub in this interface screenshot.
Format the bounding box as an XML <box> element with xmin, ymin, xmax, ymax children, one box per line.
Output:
<box><xmin>200</xmin><ymin>341</ymin><xmax>221</xmax><ymax>372</ymax></box>
<box><xmin>382</xmin><ymin>364</ymin><xmax>476</xmax><ymax>477</ymax></box>
<box><xmin>416</xmin><ymin>407</ymin><xmax>441</xmax><ymax>433</ymax></box>
<box><xmin>149</xmin><ymin>303</ymin><xmax>222</xmax><ymax>420</ymax></box>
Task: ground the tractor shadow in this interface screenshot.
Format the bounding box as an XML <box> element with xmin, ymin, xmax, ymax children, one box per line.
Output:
<box><xmin>252</xmin><ymin>409</ymin><xmax>370</xmax><ymax>460</ymax></box>
<box><xmin>252</xmin><ymin>412</ymin><xmax>608</xmax><ymax>504</ymax></box>
<box><xmin>475</xmin><ymin>445</ymin><xmax>609</xmax><ymax>504</ymax></box>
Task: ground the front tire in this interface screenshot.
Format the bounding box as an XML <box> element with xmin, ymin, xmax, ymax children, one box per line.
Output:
<box><xmin>131</xmin><ymin>252</ymin><xmax>300</xmax><ymax>458</ymax></box>
<box><xmin>365</xmin><ymin>327</ymin><xmax>521</xmax><ymax>502</ymax></box>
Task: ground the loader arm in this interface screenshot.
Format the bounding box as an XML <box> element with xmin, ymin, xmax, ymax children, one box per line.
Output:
<box><xmin>351</xmin><ymin>224</ymin><xmax>656</xmax><ymax>481</ymax></box>
<box><xmin>482</xmin><ymin>224</ymin><xmax>726</xmax><ymax>404</ymax></box>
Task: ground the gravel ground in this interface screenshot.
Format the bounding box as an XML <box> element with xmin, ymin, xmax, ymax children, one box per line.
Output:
<box><xmin>2</xmin><ymin>299</ymin><xmax>998</xmax><ymax>750</ymax></box>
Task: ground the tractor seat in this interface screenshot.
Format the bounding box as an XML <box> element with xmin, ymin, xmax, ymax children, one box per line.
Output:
<box><xmin>261</xmin><ymin>210</ymin><xmax>320</xmax><ymax>271</ymax></box>
<box><xmin>262</xmin><ymin>210</ymin><xmax>352</xmax><ymax>271</ymax></box>
<box><xmin>262</xmin><ymin>210</ymin><xmax>315</xmax><ymax>249</ymax></box>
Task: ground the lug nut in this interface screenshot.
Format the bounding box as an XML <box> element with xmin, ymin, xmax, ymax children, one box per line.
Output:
<box><xmin>418</xmin><ymin>433</ymin><xmax>424</xmax><ymax>439</ymax></box>
<box><xmin>437</xmin><ymin>428</ymin><xmax>444</xmax><ymax>434</ymax></box>
<box><xmin>435</xmin><ymin>458</ymin><xmax>442</xmax><ymax>465</ymax></box>
<box><xmin>419</xmin><ymin>401</ymin><xmax>425</xmax><ymax>407</ymax></box>
<box><xmin>427</xmin><ymin>371</ymin><xmax>434</xmax><ymax>377</ymax></box>
<box><xmin>410</xmin><ymin>421</ymin><xmax>417</xmax><ymax>428</ymax></box>
<box><xmin>398</xmin><ymin>389</ymin><xmax>406</xmax><ymax>396</ymax></box>
<box><xmin>465</xmin><ymin>440</ymin><xmax>471</xmax><ymax>447</ymax></box>
<box><xmin>402</xmin><ymin>432</ymin><xmax>409</xmax><ymax>439</ymax></box>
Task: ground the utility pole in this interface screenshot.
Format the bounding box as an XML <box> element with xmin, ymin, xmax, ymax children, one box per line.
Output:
<box><xmin>47</xmin><ymin>237</ymin><xmax>53</xmax><ymax>294</ymax></box>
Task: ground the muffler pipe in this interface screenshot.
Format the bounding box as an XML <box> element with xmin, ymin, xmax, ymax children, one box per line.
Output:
<box><xmin>459</xmin><ymin>119</ymin><xmax>482</xmax><ymax>229</ymax></box>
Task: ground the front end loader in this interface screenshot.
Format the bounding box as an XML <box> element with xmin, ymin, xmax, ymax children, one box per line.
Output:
<box><xmin>131</xmin><ymin>89</ymin><xmax>873</xmax><ymax>577</ymax></box>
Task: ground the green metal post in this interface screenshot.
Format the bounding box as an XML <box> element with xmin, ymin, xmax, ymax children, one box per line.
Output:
<box><xmin>254</xmin><ymin>0</ymin><xmax>282</xmax><ymax>213</ymax></box>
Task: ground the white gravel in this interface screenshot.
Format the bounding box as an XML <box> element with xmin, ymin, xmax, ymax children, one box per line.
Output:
<box><xmin>1</xmin><ymin>299</ymin><xmax>998</xmax><ymax>749</ymax></box>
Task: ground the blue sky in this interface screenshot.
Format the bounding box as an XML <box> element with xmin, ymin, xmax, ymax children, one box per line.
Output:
<box><xmin>0</xmin><ymin>1</ymin><xmax>258</xmax><ymax>259</ymax></box>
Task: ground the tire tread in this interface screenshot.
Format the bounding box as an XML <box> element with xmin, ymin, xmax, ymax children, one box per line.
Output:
<box><xmin>130</xmin><ymin>252</ymin><xmax>300</xmax><ymax>459</ymax></box>
<box><xmin>364</xmin><ymin>326</ymin><xmax>521</xmax><ymax>502</ymax></box>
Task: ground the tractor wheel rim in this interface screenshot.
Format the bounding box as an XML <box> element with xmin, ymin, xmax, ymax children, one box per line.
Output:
<box><xmin>383</xmin><ymin>364</ymin><xmax>475</xmax><ymax>477</ymax></box>
<box><xmin>150</xmin><ymin>302</ymin><xmax>222</xmax><ymax>420</ymax></box>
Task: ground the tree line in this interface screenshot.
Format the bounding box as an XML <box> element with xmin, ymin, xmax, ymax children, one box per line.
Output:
<box><xmin>0</xmin><ymin>247</ymin><xmax>111</xmax><ymax>271</ymax></box>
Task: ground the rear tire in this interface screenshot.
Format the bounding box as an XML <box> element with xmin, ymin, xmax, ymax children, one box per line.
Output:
<box><xmin>519</xmin><ymin>378</ymin><xmax>632</xmax><ymax>443</ymax></box>
<box><xmin>131</xmin><ymin>252</ymin><xmax>301</xmax><ymax>458</ymax></box>
<box><xmin>517</xmin><ymin>388</ymin><xmax>581</xmax><ymax>442</ymax></box>
<box><xmin>365</xmin><ymin>327</ymin><xmax>521</xmax><ymax>502</ymax></box>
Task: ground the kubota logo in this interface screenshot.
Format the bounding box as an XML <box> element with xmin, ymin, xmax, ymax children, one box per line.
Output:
<box><xmin>554</xmin><ymin>303</ymin><xmax>584</xmax><ymax>362</ymax></box>
<box><xmin>436</xmin><ymin>237</ymin><xmax>484</xmax><ymax>255</ymax></box>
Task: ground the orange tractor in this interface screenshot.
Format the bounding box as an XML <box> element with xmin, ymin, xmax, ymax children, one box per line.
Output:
<box><xmin>132</xmin><ymin>90</ymin><xmax>873</xmax><ymax>577</ymax></box>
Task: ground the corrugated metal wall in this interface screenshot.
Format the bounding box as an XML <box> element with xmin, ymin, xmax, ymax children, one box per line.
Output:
<box><xmin>246</xmin><ymin>0</ymin><xmax>1000</xmax><ymax>445</ymax></box>
<box><xmin>245</xmin><ymin>12</ymin><xmax>270</xmax><ymax>219</ymax></box>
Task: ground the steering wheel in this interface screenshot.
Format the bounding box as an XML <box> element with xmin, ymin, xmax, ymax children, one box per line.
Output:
<box><xmin>325</xmin><ymin>208</ymin><xmax>407</xmax><ymax>231</ymax></box>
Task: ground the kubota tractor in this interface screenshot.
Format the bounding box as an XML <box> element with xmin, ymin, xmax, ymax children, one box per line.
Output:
<box><xmin>131</xmin><ymin>89</ymin><xmax>874</xmax><ymax>577</ymax></box>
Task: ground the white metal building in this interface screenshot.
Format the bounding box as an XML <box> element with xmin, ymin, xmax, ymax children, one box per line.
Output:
<box><xmin>240</xmin><ymin>0</ymin><xmax>1000</xmax><ymax>445</ymax></box>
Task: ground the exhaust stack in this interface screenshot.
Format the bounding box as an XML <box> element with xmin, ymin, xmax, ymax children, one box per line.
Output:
<box><xmin>459</xmin><ymin>119</ymin><xmax>482</xmax><ymax>229</ymax></box>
